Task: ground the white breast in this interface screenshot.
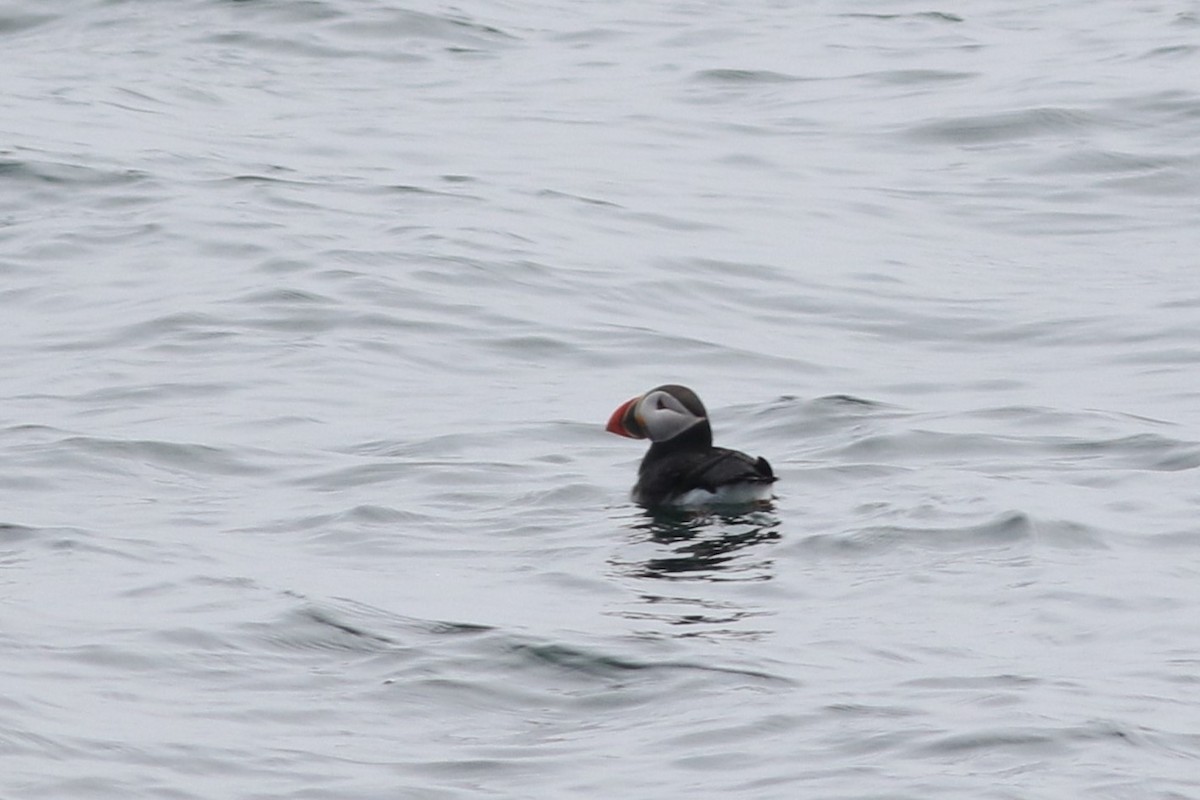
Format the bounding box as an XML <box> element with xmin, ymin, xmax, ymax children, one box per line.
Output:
<box><xmin>667</xmin><ymin>482</ymin><xmax>775</xmax><ymax>508</ymax></box>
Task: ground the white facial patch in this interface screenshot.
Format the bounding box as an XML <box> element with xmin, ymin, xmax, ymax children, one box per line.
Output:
<box><xmin>637</xmin><ymin>390</ymin><xmax>703</xmax><ymax>441</ymax></box>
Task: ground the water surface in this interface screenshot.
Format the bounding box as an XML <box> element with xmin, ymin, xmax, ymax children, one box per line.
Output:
<box><xmin>3</xmin><ymin>1</ymin><xmax>1199</xmax><ymax>797</ymax></box>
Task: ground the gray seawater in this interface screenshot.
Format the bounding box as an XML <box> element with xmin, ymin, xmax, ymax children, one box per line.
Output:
<box><xmin>3</xmin><ymin>0</ymin><xmax>1200</xmax><ymax>797</ymax></box>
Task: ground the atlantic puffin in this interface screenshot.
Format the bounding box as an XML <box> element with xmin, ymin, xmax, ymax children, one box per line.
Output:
<box><xmin>606</xmin><ymin>384</ymin><xmax>776</xmax><ymax>507</ymax></box>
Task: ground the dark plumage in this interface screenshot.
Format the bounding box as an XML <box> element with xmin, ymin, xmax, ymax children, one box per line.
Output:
<box><xmin>606</xmin><ymin>385</ymin><xmax>776</xmax><ymax>507</ymax></box>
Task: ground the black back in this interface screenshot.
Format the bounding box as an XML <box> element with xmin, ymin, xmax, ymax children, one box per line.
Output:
<box><xmin>633</xmin><ymin>419</ymin><xmax>775</xmax><ymax>506</ymax></box>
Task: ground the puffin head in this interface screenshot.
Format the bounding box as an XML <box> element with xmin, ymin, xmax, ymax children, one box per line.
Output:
<box><xmin>605</xmin><ymin>384</ymin><xmax>708</xmax><ymax>442</ymax></box>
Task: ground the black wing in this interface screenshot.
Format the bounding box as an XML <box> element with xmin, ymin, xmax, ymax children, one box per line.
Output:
<box><xmin>685</xmin><ymin>448</ymin><xmax>776</xmax><ymax>493</ymax></box>
<box><xmin>635</xmin><ymin>446</ymin><xmax>776</xmax><ymax>506</ymax></box>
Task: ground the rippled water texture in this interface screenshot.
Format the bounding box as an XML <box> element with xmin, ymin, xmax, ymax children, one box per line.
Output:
<box><xmin>3</xmin><ymin>1</ymin><xmax>1200</xmax><ymax>798</ymax></box>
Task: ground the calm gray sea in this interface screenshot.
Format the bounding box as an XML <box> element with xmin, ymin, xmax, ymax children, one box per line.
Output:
<box><xmin>3</xmin><ymin>0</ymin><xmax>1200</xmax><ymax>797</ymax></box>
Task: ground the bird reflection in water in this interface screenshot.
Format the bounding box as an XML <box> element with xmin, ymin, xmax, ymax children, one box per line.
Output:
<box><xmin>609</xmin><ymin>505</ymin><xmax>782</xmax><ymax>638</ymax></box>
<box><xmin>628</xmin><ymin>506</ymin><xmax>781</xmax><ymax>581</ymax></box>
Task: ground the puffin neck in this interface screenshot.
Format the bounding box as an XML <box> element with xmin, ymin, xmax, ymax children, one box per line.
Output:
<box><xmin>646</xmin><ymin>418</ymin><xmax>712</xmax><ymax>457</ymax></box>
